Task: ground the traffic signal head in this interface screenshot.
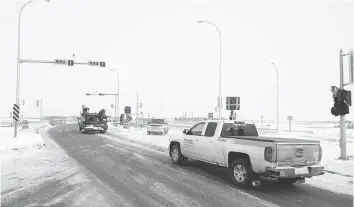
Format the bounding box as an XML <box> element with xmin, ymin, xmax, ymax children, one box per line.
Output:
<box><xmin>331</xmin><ymin>99</ymin><xmax>350</xmax><ymax>116</ymax></box>
<box><xmin>99</xmin><ymin>93</ymin><xmax>104</xmax><ymax>96</ymax></box>
<box><xmin>344</xmin><ymin>90</ymin><xmax>351</xmax><ymax>106</ymax></box>
<box><xmin>86</xmin><ymin>93</ymin><xmax>91</xmax><ymax>96</ymax></box>
<box><xmin>331</xmin><ymin>86</ymin><xmax>339</xmax><ymax>98</ymax></box>
<box><xmin>124</xmin><ymin>106</ymin><xmax>131</xmax><ymax>114</ymax></box>
<box><xmin>68</xmin><ymin>60</ymin><xmax>74</xmax><ymax>66</ymax></box>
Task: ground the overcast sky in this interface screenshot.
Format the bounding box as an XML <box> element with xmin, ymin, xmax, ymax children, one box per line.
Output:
<box><xmin>0</xmin><ymin>0</ymin><xmax>353</xmax><ymax>121</ymax></box>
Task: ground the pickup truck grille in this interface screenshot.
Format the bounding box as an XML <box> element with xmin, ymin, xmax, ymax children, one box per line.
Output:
<box><xmin>276</xmin><ymin>144</ymin><xmax>320</xmax><ymax>166</ymax></box>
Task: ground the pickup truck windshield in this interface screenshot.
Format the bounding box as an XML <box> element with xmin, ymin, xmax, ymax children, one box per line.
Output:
<box><xmin>151</xmin><ymin>119</ymin><xmax>164</xmax><ymax>124</ymax></box>
<box><xmin>221</xmin><ymin>123</ymin><xmax>258</xmax><ymax>137</ymax></box>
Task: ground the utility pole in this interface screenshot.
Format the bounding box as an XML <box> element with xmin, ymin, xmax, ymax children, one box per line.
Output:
<box><xmin>197</xmin><ymin>21</ymin><xmax>222</xmax><ymax>120</ymax></box>
<box><xmin>136</xmin><ymin>92</ymin><xmax>139</xmax><ymax>128</ymax></box>
<box><xmin>339</xmin><ymin>49</ymin><xmax>347</xmax><ymax>159</ymax></box>
<box><xmin>40</xmin><ymin>98</ymin><xmax>43</xmax><ymax>121</ymax></box>
<box><xmin>271</xmin><ymin>62</ymin><xmax>279</xmax><ymax>132</ymax></box>
<box><xmin>14</xmin><ymin>0</ymin><xmax>50</xmax><ymax>138</ymax></box>
<box><xmin>110</xmin><ymin>69</ymin><xmax>119</xmax><ymax>119</ymax></box>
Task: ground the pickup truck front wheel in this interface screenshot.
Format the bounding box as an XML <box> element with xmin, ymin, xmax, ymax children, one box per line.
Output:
<box><xmin>229</xmin><ymin>159</ymin><xmax>257</xmax><ymax>187</ymax></box>
<box><xmin>170</xmin><ymin>145</ymin><xmax>187</xmax><ymax>164</ymax></box>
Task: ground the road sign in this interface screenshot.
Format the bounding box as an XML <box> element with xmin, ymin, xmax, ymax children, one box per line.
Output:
<box><xmin>54</xmin><ymin>59</ymin><xmax>67</xmax><ymax>65</ymax></box>
<box><xmin>226</xmin><ymin>97</ymin><xmax>240</xmax><ymax>110</ymax></box>
<box><xmin>287</xmin><ymin>116</ymin><xmax>293</xmax><ymax>121</ymax></box>
<box><xmin>88</xmin><ymin>61</ymin><xmax>100</xmax><ymax>66</ymax></box>
<box><xmin>68</xmin><ymin>60</ymin><xmax>74</xmax><ymax>66</ymax></box>
<box><xmin>22</xmin><ymin>120</ymin><xmax>29</xmax><ymax>129</ymax></box>
<box><xmin>100</xmin><ymin>61</ymin><xmax>106</xmax><ymax>67</ymax></box>
<box><xmin>208</xmin><ymin>113</ymin><xmax>213</xmax><ymax>119</ymax></box>
<box><xmin>13</xmin><ymin>104</ymin><xmax>20</xmax><ymax>122</ymax></box>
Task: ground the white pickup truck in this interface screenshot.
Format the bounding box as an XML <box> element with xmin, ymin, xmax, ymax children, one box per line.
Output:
<box><xmin>169</xmin><ymin>120</ymin><xmax>324</xmax><ymax>187</ymax></box>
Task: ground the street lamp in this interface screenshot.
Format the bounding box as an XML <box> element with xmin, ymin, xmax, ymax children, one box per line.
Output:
<box><xmin>110</xmin><ymin>69</ymin><xmax>119</xmax><ymax>119</ymax></box>
<box><xmin>15</xmin><ymin>0</ymin><xmax>50</xmax><ymax>137</ymax></box>
<box><xmin>270</xmin><ymin>62</ymin><xmax>279</xmax><ymax>132</ymax></box>
<box><xmin>198</xmin><ymin>20</ymin><xmax>222</xmax><ymax>120</ymax></box>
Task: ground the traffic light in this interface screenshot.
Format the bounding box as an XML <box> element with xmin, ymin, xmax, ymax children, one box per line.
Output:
<box><xmin>99</xmin><ymin>93</ymin><xmax>104</xmax><ymax>96</ymax></box>
<box><xmin>86</xmin><ymin>93</ymin><xmax>91</xmax><ymax>96</ymax></box>
<box><xmin>124</xmin><ymin>106</ymin><xmax>131</xmax><ymax>114</ymax></box>
<box><xmin>331</xmin><ymin>88</ymin><xmax>350</xmax><ymax>116</ymax></box>
<box><xmin>100</xmin><ymin>62</ymin><xmax>106</xmax><ymax>67</ymax></box>
<box><xmin>68</xmin><ymin>60</ymin><xmax>74</xmax><ymax>66</ymax></box>
<box><xmin>36</xmin><ymin>100</ymin><xmax>39</xmax><ymax>107</ymax></box>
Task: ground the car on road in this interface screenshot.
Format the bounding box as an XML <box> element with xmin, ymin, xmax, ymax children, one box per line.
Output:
<box><xmin>147</xmin><ymin>118</ymin><xmax>169</xmax><ymax>135</ymax></box>
<box><xmin>169</xmin><ymin>120</ymin><xmax>324</xmax><ymax>188</ymax></box>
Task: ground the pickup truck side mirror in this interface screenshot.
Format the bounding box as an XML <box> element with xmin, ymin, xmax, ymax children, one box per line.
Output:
<box><xmin>183</xmin><ymin>129</ymin><xmax>188</xmax><ymax>134</ymax></box>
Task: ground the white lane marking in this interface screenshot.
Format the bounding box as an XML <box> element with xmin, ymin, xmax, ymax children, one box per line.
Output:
<box><xmin>99</xmin><ymin>133</ymin><xmax>281</xmax><ymax>207</ymax></box>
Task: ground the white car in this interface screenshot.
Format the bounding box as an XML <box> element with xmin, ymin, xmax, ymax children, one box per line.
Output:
<box><xmin>169</xmin><ymin>120</ymin><xmax>324</xmax><ymax>187</ymax></box>
<box><xmin>147</xmin><ymin>118</ymin><xmax>169</xmax><ymax>135</ymax></box>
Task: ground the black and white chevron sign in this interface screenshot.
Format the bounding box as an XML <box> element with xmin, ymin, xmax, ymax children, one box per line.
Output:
<box><xmin>13</xmin><ymin>104</ymin><xmax>20</xmax><ymax>122</ymax></box>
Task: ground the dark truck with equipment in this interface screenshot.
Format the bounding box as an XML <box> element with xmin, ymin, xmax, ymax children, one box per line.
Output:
<box><xmin>79</xmin><ymin>106</ymin><xmax>108</xmax><ymax>134</ymax></box>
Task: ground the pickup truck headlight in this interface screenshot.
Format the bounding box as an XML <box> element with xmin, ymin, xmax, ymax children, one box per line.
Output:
<box><xmin>264</xmin><ymin>146</ymin><xmax>277</xmax><ymax>162</ymax></box>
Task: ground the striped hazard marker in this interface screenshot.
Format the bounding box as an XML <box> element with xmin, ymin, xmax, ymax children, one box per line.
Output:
<box><xmin>13</xmin><ymin>104</ymin><xmax>20</xmax><ymax>122</ymax></box>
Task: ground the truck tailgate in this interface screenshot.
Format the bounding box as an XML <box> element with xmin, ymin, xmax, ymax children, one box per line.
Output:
<box><xmin>276</xmin><ymin>143</ymin><xmax>321</xmax><ymax>166</ymax></box>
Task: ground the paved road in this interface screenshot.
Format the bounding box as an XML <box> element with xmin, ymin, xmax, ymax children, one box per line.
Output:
<box><xmin>12</xmin><ymin>124</ymin><xmax>354</xmax><ymax>207</ymax></box>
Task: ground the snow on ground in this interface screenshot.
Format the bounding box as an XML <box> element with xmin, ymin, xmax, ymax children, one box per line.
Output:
<box><xmin>0</xmin><ymin>127</ymin><xmax>46</xmax><ymax>158</ymax></box>
<box><xmin>0</xmin><ymin>126</ymin><xmax>113</xmax><ymax>206</ymax></box>
<box><xmin>107</xmin><ymin>124</ymin><xmax>171</xmax><ymax>150</ymax></box>
<box><xmin>107</xmin><ymin>124</ymin><xmax>353</xmax><ymax>196</ymax></box>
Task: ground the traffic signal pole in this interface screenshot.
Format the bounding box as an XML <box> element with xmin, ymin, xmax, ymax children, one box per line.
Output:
<box><xmin>339</xmin><ymin>49</ymin><xmax>347</xmax><ymax>159</ymax></box>
<box><xmin>136</xmin><ymin>92</ymin><xmax>139</xmax><ymax>128</ymax></box>
<box><xmin>40</xmin><ymin>98</ymin><xmax>43</xmax><ymax>121</ymax></box>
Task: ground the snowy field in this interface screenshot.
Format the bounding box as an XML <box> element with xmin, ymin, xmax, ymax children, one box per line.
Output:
<box><xmin>106</xmin><ymin>124</ymin><xmax>353</xmax><ymax>196</ymax></box>
<box><xmin>0</xmin><ymin>125</ymin><xmax>114</xmax><ymax>206</ymax></box>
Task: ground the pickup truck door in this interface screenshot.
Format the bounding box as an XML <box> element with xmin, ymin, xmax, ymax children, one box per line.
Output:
<box><xmin>197</xmin><ymin>122</ymin><xmax>218</xmax><ymax>163</ymax></box>
<box><xmin>183</xmin><ymin>122</ymin><xmax>205</xmax><ymax>158</ymax></box>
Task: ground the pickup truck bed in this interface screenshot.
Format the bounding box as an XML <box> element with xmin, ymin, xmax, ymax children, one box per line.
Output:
<box><xmin>230</xmin><ymin>136</ymin><xmax>320</xmax><ymax>143</ymax></box>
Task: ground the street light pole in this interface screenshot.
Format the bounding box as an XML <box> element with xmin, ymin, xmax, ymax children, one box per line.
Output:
<box><xmin>110</xmin><ymin>69</ymin><xmax>119</xmax><ymax>119</ymax></box>
<box><xmin>15</xmin><ymin>0</ymin><xmax>50</xmax><ymax>138</ymax></box>
<box><xmin>271</xmin><ymin>62</ymin><xmax>279</xmax><ymax>132</ymax></box>
<box><xmin>198</xmin><ymin>20</ymin><xmax>222</xmax><ymax>120</ymax></box>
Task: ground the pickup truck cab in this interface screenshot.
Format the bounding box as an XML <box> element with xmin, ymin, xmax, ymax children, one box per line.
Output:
<box><xmin>169</xmin><ymin>120</ymin><xmax>324</xmax><ymax>187</ymax></box>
